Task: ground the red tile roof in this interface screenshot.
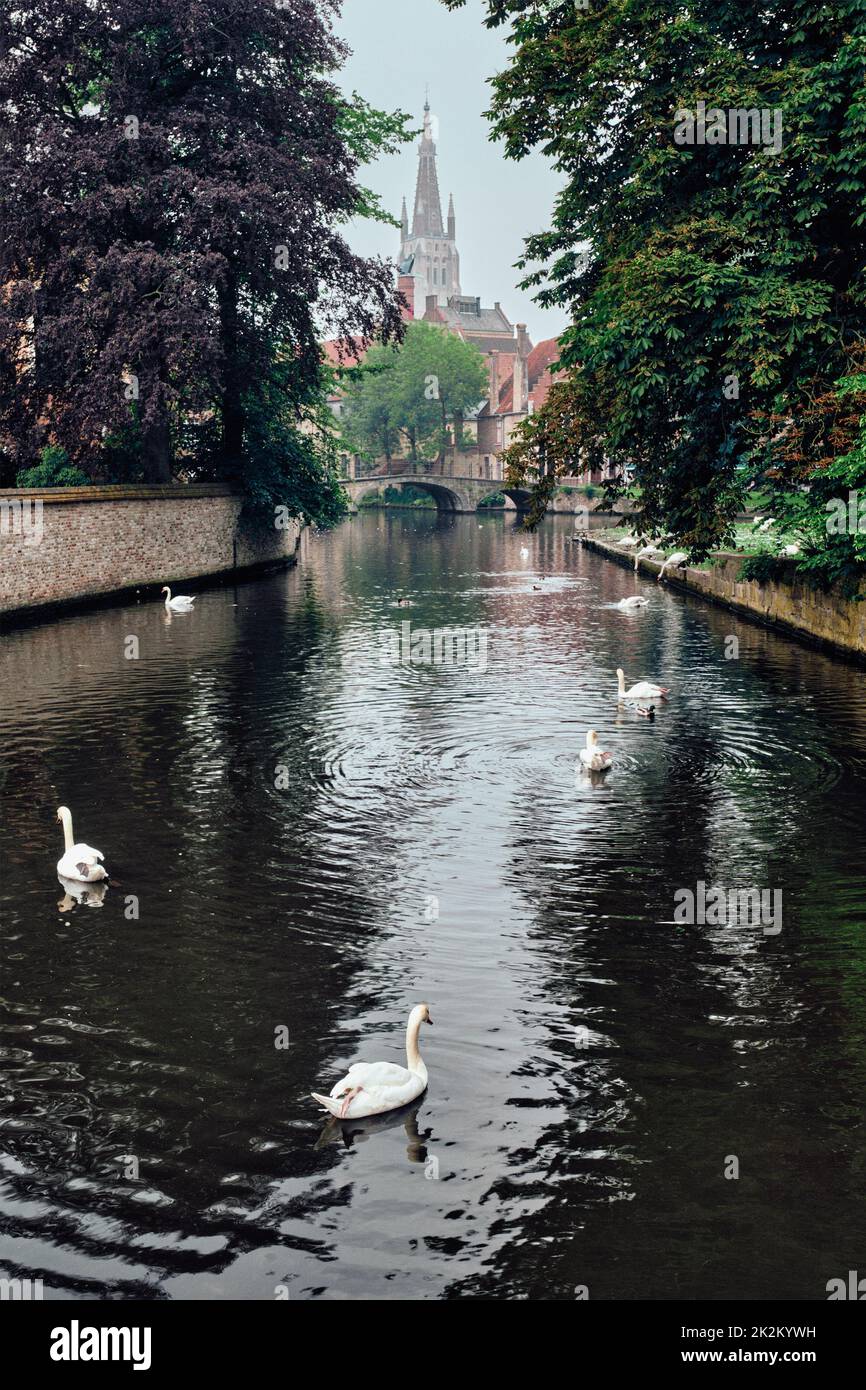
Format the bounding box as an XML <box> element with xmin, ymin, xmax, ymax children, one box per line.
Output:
<box><xmin>497</xmin><ymin>337</ymin><xmax>562</xmax><ymax>413</ymax></box>
<box><xmin>321</xmin><ymin>337</ymin><xmax>366</xmax><ymax>369</ymax></box>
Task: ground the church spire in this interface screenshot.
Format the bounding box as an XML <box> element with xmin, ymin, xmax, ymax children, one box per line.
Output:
<box><xmin>399</xmin><ymin>96</ymin><xmax>461</xmax><ymax>310</ymax></box>
<box><xmin>447</xmin><ymin>192</ymin><xmax>455</xmax><ymax>240</ymax></box>
<box><xmin>411</xmin><ymin>95</ymin><xmax>444</xmax><ymax>238</ymax></box>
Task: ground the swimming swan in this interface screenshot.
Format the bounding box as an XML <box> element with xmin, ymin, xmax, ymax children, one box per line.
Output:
<box><xmin>311</xmin><ymin>1003</ymin><xmax>433</xmax><ymax>1120</ymax></box>
<box><xmin>161</xmin><ymin>586</ymin><xmax>196</xmax><ymax>611</ymax></box>
<box><xmin>56</xmin><ymin>806</ymin><xmax>108</xmax><ymax>883</ymax></box>
<box><xmin>616</xmin><ymin>668</ymin><xmax>668</xmax><ymax>701</ymax></box>
<box><xmin>579</xmin><ymin>730</ymin><xmax>613</xmax><ymax>772</ymax></box>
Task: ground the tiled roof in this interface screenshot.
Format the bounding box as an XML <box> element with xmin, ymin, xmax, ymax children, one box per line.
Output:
<box><xmin>497</xmin><ymin>337</ymin><xmax>562</xmax><ymax>413</ymax></box>
<box><xmin>321</xmin><ymin>337</ymin><xmax>366</xmax><ymax>368</ymax></box>
<box><xmin>437</xmin><ymin>302</ymin><xmax>513</xmax><ymax>335</ymax></box>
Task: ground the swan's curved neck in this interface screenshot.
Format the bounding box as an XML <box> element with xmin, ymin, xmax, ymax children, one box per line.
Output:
<box><xmin>617</xmin><ymin>670</ymin><xmax>626</xmax><ymax>695</ymax></box>
<box><xmin>59</xmin><ymin>810</ymin><xmax>74</xmax><ymax>853</ymax></box>
<box><xmin>406</xmin><ymin>1012</ymin><xmax>426</xmax><ymax>1076</ymax></box>
<box><xmin>164</xmin><ymin>588</ymin><xmax>172</xmax><ymax>602</ymax></box>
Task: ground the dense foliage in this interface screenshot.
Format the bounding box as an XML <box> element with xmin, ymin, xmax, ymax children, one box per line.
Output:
<box><xmin>341</xmin><ymin>320</ymin><xmax>489</xmax><ymax>465</ymax></box>
<box><xmin>0</xmin><ymin>0</ymin><xmax>408</xmax><ymax>523</ymax></box>
<box><xmin>445</xmin><ymin>0</ymin><xmax>866</xmax><ymax>581</ymax></box>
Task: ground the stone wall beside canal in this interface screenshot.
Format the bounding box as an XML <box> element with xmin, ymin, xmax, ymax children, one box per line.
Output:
<box><xmin>584</xmin><ymin>534</ymin><xmax>866</xmax><ymax>662</ymax></box>
<box><xmin>0</xmin><ymin>484</ymin><xmax>299</xmax><ymax>620</ymax></box>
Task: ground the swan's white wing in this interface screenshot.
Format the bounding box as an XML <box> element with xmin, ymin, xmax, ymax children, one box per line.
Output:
<box><xmin>626</xmin><ymin>681</ymin><xmax>663</xmax><ymax>699</ymax></box>
<box><xmin>58</xmin><ymin>844</ymin><xmax>108</xmax><ymax>881</ymax></box>
<box><xmin>338</xmin><ymin>1061</ymin><xmax>413</xmax><ymax>1091</ymax></box>
<box><xmin>74</xmin><ymin>843</ymin><xmax>104</xmax><ymax>864</ymax></box>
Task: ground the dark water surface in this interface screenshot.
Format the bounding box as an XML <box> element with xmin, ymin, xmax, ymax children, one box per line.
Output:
<box><xmin>2</xmin><ymin>511</ymin><xmax>866</xmax><ymax>1301</ymax></box>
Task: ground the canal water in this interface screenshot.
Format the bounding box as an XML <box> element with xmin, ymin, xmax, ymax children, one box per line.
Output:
<box><xmin>2</xmin><ymin>511</ymin><xmax>865</xmax><ymax>1301</ymax></box>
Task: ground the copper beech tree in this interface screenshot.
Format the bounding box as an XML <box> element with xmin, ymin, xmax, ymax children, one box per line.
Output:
<box><xmin>0</xmin><ymin>0</ymin><xmax>407</xmax><ymax>518</ymax></box>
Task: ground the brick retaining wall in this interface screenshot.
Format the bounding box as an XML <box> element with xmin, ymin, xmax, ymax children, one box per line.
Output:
<box><xmin>0</xmin><ymin>485</ymin><xmax>299</xmax><ymax>620</ymax></box>
<box><xmin>583</xmin><ymin>534</ymin><xmax>866</xmax><ymax>662</ymax></box>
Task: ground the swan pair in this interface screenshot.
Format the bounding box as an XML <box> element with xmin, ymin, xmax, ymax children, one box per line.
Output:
<box><xmin>312</xmin><ymin>1003</ymin><xmax>433</xmax><ymax>1119</ymax></box>
<box><xmin>161</xmin><ymin>586</ymin><xmax>196</xmax><ymax>611</ymax></box>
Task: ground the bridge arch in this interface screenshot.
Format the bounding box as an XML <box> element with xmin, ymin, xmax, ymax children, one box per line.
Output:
<box><xmin>476</xmin><ymin>485</ymin><xmax>533</xmax><ymax>512</ymax></box>
<box><xmin>343</xmin><ymin>473</ymin><xmax>534</xmax><ymax>514</ymax></box>
<box><xmin>345</xmin><ymin>476</ymin><xmax>470</xmax><ymax>513</ymax></box>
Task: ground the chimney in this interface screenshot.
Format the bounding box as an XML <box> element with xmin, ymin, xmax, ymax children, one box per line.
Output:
<box><xmin>513</xmin><ymin>324</ymin><xmax>530</xmax><ymax>413</ymax></box>
<box><xmin>398</xmin><ymin>274</ymin><xmax>415</xmax><ymax>322</ymax></box>
<box><xmin>487</xmin><ymin>352</ymin><xmax>501</xmax><ymax>414</ymax></box>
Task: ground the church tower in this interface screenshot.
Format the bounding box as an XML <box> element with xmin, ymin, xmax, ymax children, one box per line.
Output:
<box><xmin>399</xmin><ymin>100</ymin><xmax>461</xmax><ymax>312</ymax></box>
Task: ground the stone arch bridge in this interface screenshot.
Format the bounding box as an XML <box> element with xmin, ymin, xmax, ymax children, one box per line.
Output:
<box><xmin>343</xmin><ymin>473</ymin><xmax>533</xmax><ymax>514</ymax></box>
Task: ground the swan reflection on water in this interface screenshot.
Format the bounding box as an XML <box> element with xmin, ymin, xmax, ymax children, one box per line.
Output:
<box><xmin>315</xmin><ymin>1098</ymin><xmax>429</xmax><ymax>1164</ymax></box>
<box><xmin>57</xmin><ymin>875</ymin><xmax>109</xmax><ymax>911</ymax></box>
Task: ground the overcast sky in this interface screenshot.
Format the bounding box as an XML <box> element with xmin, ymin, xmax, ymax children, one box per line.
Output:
<box><xmin>336</xmin><ymin>0</ymin><xmax>568</xmax><ymax>345</ymax></box>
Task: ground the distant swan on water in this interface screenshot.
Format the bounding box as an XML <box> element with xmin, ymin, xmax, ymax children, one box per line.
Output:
<box><xmin>617</xmin><ymin>667</ymin><xmax>668</xmax><ymax>701</ymax></box>
<box><xmin>161</xmin><ymin>585</ymin><xmax>196</xmax><ymax>611</ymax></box>
<box><xmin>579</xmin><ymin>730</ymin><xmax>613</xmax><ymax>772</ymax></box>
<box><xmin>311</xmin><ymin>1004</ymin><xmax>433</xmax><ymax>1120</ymax></box>
<box><xmin>56</xmin><ymin>806</ymin><xmax>108</xmax><ymax>883</ymax></box>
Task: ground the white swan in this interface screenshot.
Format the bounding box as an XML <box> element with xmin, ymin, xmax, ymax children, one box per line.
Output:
<box><xmin>617</xmin><ymin>533</ymin><xmax>638</xmax><ymax>548</ymax></box>
<box><xmin>520</xmin><ymin>546</ymin><xmax>529</xmax><ymax>559</ymax></box>
<box><xmin>312</xmin><ymin>1003</ymin><xmax>433</xmax><ymax>1120</ymax></box>
<box><xmin>579</xmin><ymin>730</ymin><xmax>613</xmax><ymax>772</ymax></box>
<box><xmin>617</xmin><ymin>667</ymin><xmax>668</xmax><ymax>701</ymax></box>
<box><xmin>56</xmin><ymin>806</ymin><xmax>108</xmax><ymax>883</ymax></box>
<box><xmin>634</xmin><ymin>544</ymin><xmax>664</xmax><ymax>570</ymax></box>
<box><xmin>161</xmin><ymin>585</ymin><xmax>196</xmax><ymax>611</ymax></box>
<box><xmin>781</xmin><ymin>543</ymin><xmax>800</xmax><ymax>556</ymax></box>
<box><xmin>616</xmin><ymin>595</ymin><xmax>649</xmax><ymax>609</ymax></box>
<box><xmin>657</xmin><ymin>551</ymin><xmax>689</xmax><ymax>582</ymax></box>
<box><xmin>758</xmin><ymin>517</ymin><xmax>776</xmax><ymax>532</ymax></box>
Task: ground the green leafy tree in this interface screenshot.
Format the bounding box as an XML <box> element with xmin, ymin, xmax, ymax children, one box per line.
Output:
<box><xmin>446</xmin><ymin>0</ymin><xmax>866</xmax><ymax>565</ymax></box>
<box><xmin>342</xmin><ymin>321</ymin><xmax>488</xmax><ymax>465</ymax></box>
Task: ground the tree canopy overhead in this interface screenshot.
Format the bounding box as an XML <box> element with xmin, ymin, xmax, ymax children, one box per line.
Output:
<box><xmin>444</xmin><ymin>0</ymin><xmax>866</xmax><ymax>569</ymax></box>
<box><xmin>0</xmin><ymin>0</ymin><xmax>409</xmax><ymax>519</ymax></box>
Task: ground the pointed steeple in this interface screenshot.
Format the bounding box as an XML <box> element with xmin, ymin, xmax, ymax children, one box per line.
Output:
<box><xmin>411</xmin><ymin>97</ymin><xmax>444</xmax><ymax>237</ymax></box>
<box><xmin>399</xmin><ymin>97</ymin><xmax>461</xmax><ymax>309</ymax></box>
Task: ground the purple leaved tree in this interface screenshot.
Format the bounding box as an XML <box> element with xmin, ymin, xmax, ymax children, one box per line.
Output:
<box><xmin>0</xmin><ymin>0</ymin><xmax>405</xmax><ymax>502</ymax></box>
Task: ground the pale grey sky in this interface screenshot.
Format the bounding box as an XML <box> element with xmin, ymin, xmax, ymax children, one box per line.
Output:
<box><xmin>336</xmin><ymin>0</ymin><xmax>568</xmax><ymax>345</ymax></box>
